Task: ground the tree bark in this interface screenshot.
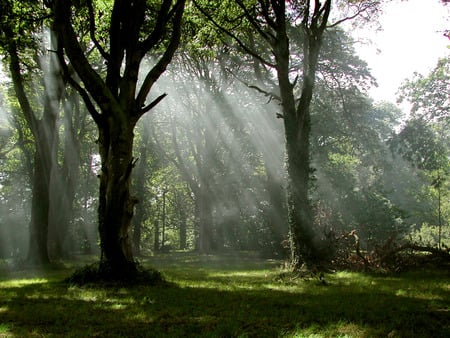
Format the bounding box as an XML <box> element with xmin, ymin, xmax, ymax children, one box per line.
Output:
<box><xmin>97</xmin><ymin>123</ymin><xmax>138</xmax><ymax>274</ymax></box>
<box><xmin>27</xmin><ymin>122</ymin><xmax>54</xmax><ymax>265</ymax></box>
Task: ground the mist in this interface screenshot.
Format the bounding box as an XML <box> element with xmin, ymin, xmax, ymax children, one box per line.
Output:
<box><xmin>135</xmin><ymin>56</ymin><xmax>288</xmax><ymax>254</ymax></box>
<box><xmin>0</xmin><ymin>5</ymin><xmax>448</xmax><ymax>268</ymax></box>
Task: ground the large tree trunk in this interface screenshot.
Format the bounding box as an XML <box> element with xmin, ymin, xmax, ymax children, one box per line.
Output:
<box><xmin>97</xmin><ymin>122</ymin><xmax>138</xmax><ymax>275</ymax></box>
<box><xmin>284</xmin><ymin>102</ymin><xmax>319</xmax><ymax>267</ymax></box>
<box><xmin>27</xmin><ymin>129</ymin><xmax>51</xmax><ymax>265</ymax></box>
<box><xmin>275</xmin><ymin>26</ymin><xmax>318</xmax><ymax>267</ymax></box>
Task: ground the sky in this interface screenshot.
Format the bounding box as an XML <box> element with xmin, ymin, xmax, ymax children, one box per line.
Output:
<box><xmin>353</xmin><ymin>0</ymin><xmax>450</xmax><ymax>104</ymax></box>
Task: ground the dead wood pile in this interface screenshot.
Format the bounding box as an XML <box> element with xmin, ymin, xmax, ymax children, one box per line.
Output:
<box><xmin>329</xmin><ymin>230</ymin><xmax>450</xmax><ymax>272</ymax></box>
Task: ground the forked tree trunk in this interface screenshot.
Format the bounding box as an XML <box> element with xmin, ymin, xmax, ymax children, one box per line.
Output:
<box><xmin>51</xmin><ymin>0</ymin><xmax>185</xmax><ymax>278</ymax></box>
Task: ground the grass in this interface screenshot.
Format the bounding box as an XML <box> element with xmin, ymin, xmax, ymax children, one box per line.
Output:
<box><xmin>0</xmin><ymin>252</ymin><xmax>449</xmax><ymax>337</ymax></box>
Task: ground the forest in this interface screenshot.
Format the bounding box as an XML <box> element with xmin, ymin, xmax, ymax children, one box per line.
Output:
<box><xmin>0</xmin><ymin>0</ymin><xmax>449</xmax><ymax>336</ymax></box>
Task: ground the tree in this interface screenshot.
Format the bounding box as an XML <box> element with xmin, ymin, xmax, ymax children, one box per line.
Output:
<box><xmin>397</xmin><ymin>56</ymin><xmax>450</xmax><ymax>248</ymax></box>
<box><xmin>0</xmin><ymin>0</ymin><xmax>67</xmax><ymax>265</ymax></box>
<box><xmin>50</xmin><ymin>0</ymin><xmax>186</xmax><ymax>278</ymax></box>
<box><xmin>194</xmin><ymin>0</ymin><xmax>381</xmax><ymax>267</ymax></box>
<box><xmin>399</xmin><ymin>56</ymin><xmax>450</xmax><ymax>124</ymax></box>
<box><xmin>390</xmin><ymin>119</ymin><xmax>450</xmax><ymax>248</ymax></box>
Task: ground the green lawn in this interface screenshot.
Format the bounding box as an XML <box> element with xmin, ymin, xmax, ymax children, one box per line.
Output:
<box><xmin>0</xmin><ymin>253</ymin><xmax>449</xmax><ymax>337</ymax></box>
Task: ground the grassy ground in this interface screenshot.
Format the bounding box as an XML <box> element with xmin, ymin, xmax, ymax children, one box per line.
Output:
<box><xmin>0</xmin><ymin>252</ymin><xmax>449</xmax><ymax>337</ymax></box>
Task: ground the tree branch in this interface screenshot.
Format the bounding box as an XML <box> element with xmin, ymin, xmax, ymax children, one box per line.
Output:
<box><xmin>140</xmin><ymin>93</ymin><xmax>167</xmax><ymax>115</ymax></box>
<box><xmin>86</xmin><ymin>0</ymin><xmax>110</xmax><ymax>62</ymax></box>
<box><xmin>136</xmin><ymin>0</ymin><xmax>186</xmax><ymax>111</ymax></box>
<box><xmin>192</xmin><ymin>0</ymin><xmax>276</xmax><ymax>68</ymax></box>
<box><xmin>52</xmin><ymin>0</ymin><xmax>119</xmax><ymax>115</ymax></box>
<box><xmin>139</xmin><ymin>0</ymin><xmax>173</xmax><ymax>53</ymax></box>
<box><xmin>53</xmin><ymin>40</ymin><xmax>103</xmax><ymax>126</ymax></box>
<box><xmin>235</xmin><ymin>0</ymin><xmax>275</xmax><ymax>42</ymax></box>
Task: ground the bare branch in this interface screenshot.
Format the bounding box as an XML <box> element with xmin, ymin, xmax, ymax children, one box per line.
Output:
<box><xmin>248</xmin><ymin>84</ymin><xmax>281</xmax><ymax>102</ymax></box>
<box><xmin>235</xmin><ymin>0</ymin><xmax>275</xmax><ymax>42</ymax></box>
<box><xmin>192</xmin><ymin>0</ymin><xmax>276</xmax><ymax>68</ymax></box>
<box><xmin>329</xmin><ymin>1</ymin><xmax>380</xmax><ymax>28</ymax></box>
<box><xmin>86</xmin><ymin>0</ymin><xmax>110</xmax><ymax>62</ymax></box>
<box><xmin>53</xmin><ymin>39</ymin><xmax>103</xmax><ymax>126</ymax></box>
<box><xmin>139</xmin><ymin>0</ymin><xmax>173</xmax><ymax>52</ymax></box>
<box><xmin>136</xmin><ymin>0</ymin><xmax>185</xmax><ymax>108</ymax></box>
<box><xmin>53</xmin><ymin>0</ymin><xmax>118</xmax><ymax>114</ymax></box>
<box><xmin>140</xmin><ymin>93</ymin><xmax>167</xmax><ymax>115</ymax></box>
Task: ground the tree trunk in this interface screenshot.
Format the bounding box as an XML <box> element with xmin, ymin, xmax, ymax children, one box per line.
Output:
<box><xmin>51</xmin><ymin>0</ymin><xmax>185</xmax><ymax>279</ymax></box>
<box><xmin>196</xmin><ymin>188</ymin><xmax>213</xmax><ymax>253</ymax></box>
<box><xmin>284</xmin><ymin>105</ymin><xmax>319</xmax><ymax>267</ymax></box>
<box><xmin>27</xmin><ymin>147</ymin><xmax>50</xmax><ymax>264</ymax></box>
<box><xmin>6</xmin><ymin>24</ymin><xmax>60</xmax><ymax>266</ymax></box>
<box><xmin>49</xmin><ymin>101</ymin><xmax>81</xmax><ymax>259</ymax></box>
<box><xmin>27</xmin><ymin>118</ymin><xmax>57</xmax><ymax>265</ymax></box>
<box><xmin>264</xmin><ymin>168</ymin><xmax>288</xmax><ymax>254</ymax></box>
<box><xmin>97</xmin><ymin>122</ymin><xmax>138</xmax><ymax>275</ymax></box>
<box><xmin>132</xmin><ymin>131</ymin><xmax>150</xmax><ymax>257</ymax></box>
<box><xmin>178</xmin><ymin>205</ymin><xmax>187</xmax><ymax>250</ymax></box>
<box><xmin>272</xmin><ymin>0</ymin><xmax>330</xmax><ymax>268</ymax></box>
<box><xmin>154</xmin><ymin>217</ymin><xmax>160</xmax><ymax>252</ymax></box>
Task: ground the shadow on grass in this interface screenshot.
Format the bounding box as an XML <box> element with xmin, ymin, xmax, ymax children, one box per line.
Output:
<box><xmin>1</xmin><ymin>269</ymin><xmax>449</xmax><ymax>338</ymax></box>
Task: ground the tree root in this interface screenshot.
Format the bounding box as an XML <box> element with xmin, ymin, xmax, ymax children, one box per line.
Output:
<box><xmin>64</xmin><ymin>262</ymin><xmax>166</xmax><ymax>287</ymax></box>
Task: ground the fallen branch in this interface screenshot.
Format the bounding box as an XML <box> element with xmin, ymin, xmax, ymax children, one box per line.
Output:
<box><xmin>334</xmin><ymin>230</ymin><xmax>450</xmax><ymax>272</ymax></box>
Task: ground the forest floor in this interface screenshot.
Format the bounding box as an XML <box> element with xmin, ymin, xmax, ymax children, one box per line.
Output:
<box><xmin>0</xmin><ymin>252</ymin><xmax>449</xmax><ymax>337</ymax></box>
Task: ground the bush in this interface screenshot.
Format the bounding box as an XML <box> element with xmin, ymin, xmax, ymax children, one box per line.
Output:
<box><xmin>408</xmin><ymin>223</ymin><xmax>450</xmax><ymax>247</ymax></box>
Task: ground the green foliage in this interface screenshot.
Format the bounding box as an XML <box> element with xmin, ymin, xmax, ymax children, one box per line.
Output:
<box><xmin>312</xmin><ymin>57</ymin><xmax>409</xmax><ymax>244</ymax></box>
<box><xmin>390</xmin><ymin>119</ymin><xmax>449</xmax><ymax>172</ymax></box>
<box><xmin>399</xmin><ymin>56</ymin><xmax>450</xmax><ymax>123</ymax></box>
<box><xmin>0</xmin><ymin>0</ymin><xmax>46</xmax><ymax>49</ymax></box>
<box><xmin>408</xmin><ymin>222</ymin><xmax>450</xmax><ymax>248</ymax></box>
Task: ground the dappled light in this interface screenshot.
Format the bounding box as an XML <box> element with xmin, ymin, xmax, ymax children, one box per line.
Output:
<box><xmin>0</xmin><ymin>254</ymin><xmax>449</xmax><ymax>337</ymax></box>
